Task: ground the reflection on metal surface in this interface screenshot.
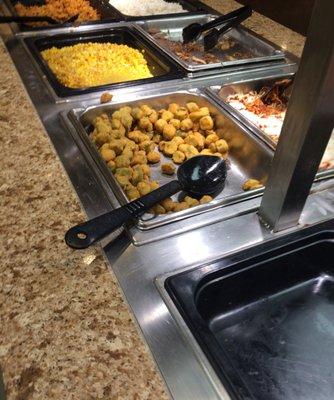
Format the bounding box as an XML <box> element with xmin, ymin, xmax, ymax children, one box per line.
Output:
<box><xmin>141</xmin><ymin>303</ymin><xmax>169</xmax><ymax>327</ymax></box>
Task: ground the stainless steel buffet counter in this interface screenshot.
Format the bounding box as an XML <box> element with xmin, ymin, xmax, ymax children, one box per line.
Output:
<box><xmin>1</xmin><ymin>10</ymin><xmax>333</xmax><ymax>400</ymax></box>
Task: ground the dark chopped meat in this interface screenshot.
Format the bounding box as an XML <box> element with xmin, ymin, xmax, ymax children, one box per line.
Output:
<box><xmin>152</xmin><ymin>32</ymin><xmax>247</xmax><ymax>64</ymax></box>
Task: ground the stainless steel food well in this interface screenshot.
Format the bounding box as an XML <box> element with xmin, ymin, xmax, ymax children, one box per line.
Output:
<box><xmin>206</xmin><ymin>73</ymin><xmax>334</xmax><ymax>181</ymax></box>
<box><xmin>61</xmin><ymin>87</ymin><xmax>273</xmax><ymax>233</ymax></box>
<box><xmin>135</xmin><ymin>14</ymin><xmax>286</xmax><ymax>74</ymax></box>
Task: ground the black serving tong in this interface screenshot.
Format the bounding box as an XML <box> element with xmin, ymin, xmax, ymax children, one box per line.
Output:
<box><xmin>182</xmin><ymin>5</ymin><xmax>251</xmax><ymax>44</ymax></box>
<box><xmin>0</xmin><ymin>14</ymin><xmax>79</xmax><ymax>25</ymax></box>
<box><xmin>259</xmin><ymin>78</ymin><xmax>293</xmax><ymax>105</ymax></box>
<box><xmin>203</xmin><ymin>6</ymin><xmax>252</xmax><ymax>51</ymax></box>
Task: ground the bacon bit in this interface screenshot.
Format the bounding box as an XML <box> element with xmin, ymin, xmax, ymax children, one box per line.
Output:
<box><xmin>319</xmin><ymin>161</ymin><xmax>331</xmax><ymax>170</ymax></box>
<box><xmin>191</xmin><ymin>56</ymin><xmax>207</xmax><ymax>65</ymax></box>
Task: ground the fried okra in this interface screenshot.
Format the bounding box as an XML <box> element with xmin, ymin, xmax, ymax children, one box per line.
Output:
<box><xmin>199</xmin><ymin>195</ymin><xmax>213</xmax><ymax>204</ymax></box>
<box><xmin>163</xmin><ymin>141</ymin><xmax>178</xmax><ymax>157</ymax></box>
<box><xmin>172</xmin><ymin>150</ymin><xmax>186</xmax><ymax>164</ymax></box>
<box><xmin>178</xmin><ymin>144</ymin><xmax>199</xmax><ymax>159</ymax></box>
<box><xmin>162</xmin><ymin>124</ymin><xmax>176</xmax><ymax>140</ymax></box>
<box><xmin>137</xmin><ymin>181</ymin><xmax>151</xmax><ymax>196</ymax></box>
<box><xmin>186</xmin><ymin>102</ymin><xmax>200</xmax><ymax>112</ymax></box>
<box><xmin>242</xmin><ymin>179</ymin><xmax>263</xmax><ymax>191</ymax></box>
<box><xmin>150</xmin><ymin>181</ymin><xmax>159</xmax><ymax>191</ymax></box>
<box><xmin>161</xmin><ymin>163</ymin><xmax>176</xmax><ymax>175</ymax></box>
<box><xmin>168</xmin><ymin>103</ymin><xmax>179</xmax><ymax>114</ymax></box>
<box><xmin>100</xmin><ymin>147</ymin><xmax>116</xmax><ymax>162</ymax></box>
<box><xmin>174</xmin><ymin>202</ymin><xmax>189</xmax><ymax>212</ymax></box>
<box><xmin>161</xmin><ymin>197</ymin><xmax>176</xmax><ymax>212</ymax></box>
<box><xmin>92</xmin><ymin>100</ymin><xmax>230</xmax><ymax>215</ymax></box>
<box><xmin>115</xmin><ymin>154</ymin><xmax>131</xmax><ymax>168</ymax></box>
<box><xmin>147</xmin><ymin>151</ymin><xmax>161</xmax><ymax>164</ymax></box>
<box><xmin>151</xmin><ymin>204</ymin><xmax>166</xmax><ymax>214</ymax></box>
<box><xmin>126</xmin><ymin>185</ymin><xmax>140</xmax><ymax>200</ymax></box>
<box><xmin>184</xmin><ymin>196</ymin><xmax>199</xmax><ymax>208</ymax></box>
<box><xmin>199</xmin><ymin>116</ymin><xmax>214</xmax><ymax>130</ymax></box>
<box><xmin>216</xmin><ymin>139</ymin><xmax>229</xmax><ymax>154</ymax></box>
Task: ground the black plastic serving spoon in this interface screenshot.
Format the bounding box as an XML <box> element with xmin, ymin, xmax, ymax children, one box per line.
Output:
<box><xmin>65</xmin><ymin>155</ymin><xmax>227</xmax><ymax>250</ymax></box>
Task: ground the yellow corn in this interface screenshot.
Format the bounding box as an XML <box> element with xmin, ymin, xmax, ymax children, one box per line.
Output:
<box><xmin>41</xmin><ymin>42</ymin><xmax>153</xmax><ymax>88</ymax></box>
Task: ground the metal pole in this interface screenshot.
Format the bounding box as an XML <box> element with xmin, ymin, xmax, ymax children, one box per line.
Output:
<box><xmin>258</xmin><ymin>0</ymin><xmax>334</xmax><ymax>231</ymax></box>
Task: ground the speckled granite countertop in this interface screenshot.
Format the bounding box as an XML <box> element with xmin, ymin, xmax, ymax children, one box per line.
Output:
<box><xmin>0</xmin><ymin>2</ymin><xmax>305</xmax><ymax>399</ymax></box>
<box><xmin>0</xmin><ymin>37</ymin><xmax>168</xmax><ymax>400</ymax></box>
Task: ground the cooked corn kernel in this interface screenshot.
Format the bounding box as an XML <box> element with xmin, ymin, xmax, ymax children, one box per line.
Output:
<box><xmin>41</xmin><ymin>43</ymin><xmax>152</xmax><ymax>88</ymax></box>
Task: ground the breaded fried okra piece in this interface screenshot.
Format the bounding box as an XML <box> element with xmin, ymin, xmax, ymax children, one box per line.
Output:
<box><xmin>168</xmin><ymin>103</ymin><xmax>179</xmax><ymax>114</ymax></box>
<box><xmin>174</xmin><ymin>202</ymin><xmax>189</xmax><ymax>212</ymax></box>
<box><xmin>161</xmin><ymin>197</ymin><xmax>176</xmax><ymax>212</ymax></box>
<box><xmin>215</xmin><ymin>139</ymin><xmax>229</xmax><ymax>154</ymax></box>
<box><xmin>137</xmin><ymin>181</ymin><xmax>151</xmax><ymax>196</ymax></box>
<box><xmin>100</xmin><ymin>147</ymin><xmax>116</xmax><ymax>162</ymax></box>
<box><xmin>163</xmin><ymin>141</ymin><xmax>178</xmax><ymax>157</ymax></box>
<box><xmin>186</xmin><ymin>102</ymin><xmax>200</xmax><ymax>112</ymax></box>
<box><xmin>199</xmin><ymin>116</ymin><xmax>214</xmax><ymax>131</ymax></box>
<box><xmin>115</xmin><ymin>154</ymin><xmax>131</xmax><ymax>168</ymax></box>
<box><xmin>147</xmin><ymin>151</ymin><xmax>161</xmax><ymax>164</ymax></box>
<box><xmin>242</xmin><ymin>179</ymin><xmax>263</xmax><ymax>191</ymax></box>
<box><xmin>184</xmin><ymin>196</ymin><xmax>200</xmax><ymax>208</ymax></box>
<box><xmin>178</xmin><ymin>144</ymin><xmax>199</xmax><ymax>159</ymax></box>
<box><xmin>180</xmin><ymin>118</ymin><xmax>193</xmax><ymax>131</ymax></box>
<box><xmin>161</xmin><ymin>110</ymin><xmax>174</xmax><ymax>121</ymax></box>
<box><xmin>162</xmin><ymin>124</ymin><xmax>176</xmax><ymax>141</ymax></box>
<box><xmin>161</xmin><ymin>163</ymin><xmax>176</xmax><ymax>175</ymax></box>
<box><xmin>150</xmin><ymin>181</ymin><xmax>159</xmax><ymax>191</ymax></box>
<box><xmin>172</xmin><ymin>150</ymin><xmax>186</xmax><ymax>164</ymax></box>
<box><xmin>199</xmin><ymin>195</ymin><xmax>213</xmax><ymax>204</ymax></box>
<box><xmin>155</xmin><ymin>118</ymin><xmax>168</xmax><ymax>133</ymax></box>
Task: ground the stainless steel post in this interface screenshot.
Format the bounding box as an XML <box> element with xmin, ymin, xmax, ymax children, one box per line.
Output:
<box><xmin>258</xmin><ymin>0</ymin><xmax>334</xmax><ymax>231</ymax></box>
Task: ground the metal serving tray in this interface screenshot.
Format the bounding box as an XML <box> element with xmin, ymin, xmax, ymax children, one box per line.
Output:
<box><xmin>2</xmin><ymin>0</ymin><xmax>119</xmax><ymax>31</ymax></box>
<box><xmin>103</xmin><ymin>0</ymin><xmax>217</xmax><ymax>22</ymax></box>
<box><xmin>207</xmin><ymin>73</ymin><xmax>334</xmax><ymax>180</ymax></box>
<box><xmin>62</xmin><ymin>88</ymin><xmax>273</xmax><ymax>230</ymax></box>
<box><xmin>135</xmin><ymin>15</ymin><xmax>285</xmax><ymax>74</ymax></box>
<box><xmin>23</xmin><ymin>25</ymin><xmax>183</xmax><ymax>97</ymax></box>
<box><xmin>161</xmin><ymin>223</ymin><xmax>334</xmax><ymax>400</ymax></box>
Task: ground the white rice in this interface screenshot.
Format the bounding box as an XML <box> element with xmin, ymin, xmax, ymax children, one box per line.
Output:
<box><xmin>108</xmin><ymin>0</ymin><xmax>186</xmax><ymax>16</ymax></box>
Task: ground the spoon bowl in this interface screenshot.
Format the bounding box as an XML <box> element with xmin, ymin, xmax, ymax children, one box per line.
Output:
<box><xmin>178</xmin><ymin>155</ymin><xmax>227</xmax><ymax>197</ymax></box>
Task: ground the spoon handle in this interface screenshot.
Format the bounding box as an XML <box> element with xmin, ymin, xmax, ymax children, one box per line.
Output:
<box><xmin>65</xmin><ymin>180</ymin><xmax>181</xmax><ymax>249</ymax></box>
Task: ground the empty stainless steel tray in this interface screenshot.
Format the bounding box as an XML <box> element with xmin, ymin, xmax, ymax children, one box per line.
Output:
<box><xmin>62</xmin><ymin>87</ymin><xmax>273</xmax><ymax>230</ymax></box>
<box><xmin>163</xmin><ymin>221</ymin><xmax>334</xmax><ymax>400</ymax></box>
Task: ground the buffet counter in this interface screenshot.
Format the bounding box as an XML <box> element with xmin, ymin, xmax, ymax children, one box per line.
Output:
<box><xmin>0</xmin><ymin>1</ymin><xmax>308</xmax><ymax>399</ymax></box>
<box><xmin>0</xmin><ymin>36</ymin><xmax>168</xmax><ymax>400</ymax></box>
